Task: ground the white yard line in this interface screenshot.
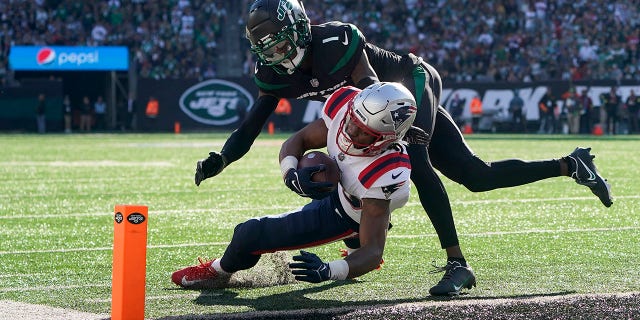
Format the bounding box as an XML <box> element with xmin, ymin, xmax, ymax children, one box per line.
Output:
<box><xmin>1</xmin><ymin>194</ymin><xmax>638</xmax><ymax>220</ymax></box>
<box><xmin>85</xmin><ymin>292</ymin><xmax>223</xmax><ymax>304</ymax></box>
<box><xmin>0</xmin><ymin>225</ymin><xmax>638</xmax><ymax>256</ymax></box>
<box><xmin>0</xmin><ymin>160</ymin><xmax>175</xmax><ymax>167</ymax></box>
<box><xmin>0</xmin><ymin>284</ymin><xmax>109</xmax><ymax>293</ymax></box>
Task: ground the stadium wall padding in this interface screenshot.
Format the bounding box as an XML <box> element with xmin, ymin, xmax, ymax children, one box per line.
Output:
<box><xmin>137</xmin><ymin>78</ymin><xmax>637</xmax><ymax>132</ymax></box>
<box><xmin>3</xmin><ymin>77</ymin><xmax>636</xmax><ymax>132</ymax></box>
<box><xmin>0</xmin><ymin>79</ymin><xmax>64</xmax><ymax>131</ymax></box>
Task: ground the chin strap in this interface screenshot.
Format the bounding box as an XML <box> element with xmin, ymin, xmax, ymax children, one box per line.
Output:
<box><xmin>280</xmin><ymin>47</ymin><xmax>307</xmax><ymax>74</ymax></box>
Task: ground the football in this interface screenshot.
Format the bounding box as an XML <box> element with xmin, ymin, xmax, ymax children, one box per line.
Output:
<box><xmin>298</xmin><ymin>151</ymin><xmax>340</xmax><ymax>192</ymax></box>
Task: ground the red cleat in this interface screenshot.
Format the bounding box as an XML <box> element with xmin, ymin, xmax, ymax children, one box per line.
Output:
<box><xmin>171</xmin><ymin>258</ymin><xmax>228</xmax><ymax>289</ymax></box>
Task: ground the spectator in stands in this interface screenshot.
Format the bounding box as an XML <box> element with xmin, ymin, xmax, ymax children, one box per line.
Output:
<box><xmin>626</xmin><ymin>89</ymin><xmax>640</xmax><ymax>134</ymax></box>
<box><xmin>508</xmin><ymin>89</ymin><xmax>526</xmax><ymax>133</ymax></box>
<box><xmin>94</xmin><ymin>95</ymin><xmax>107</xmax><ymax>131</ymax></box>
<box><xmin>563</xmin><ymin>88</ymin><xmax>581</xmax><ymax>134</ymax></box>
<box><xmin>600</xmin><ymin>87</ymin><xmax>622</xmax><ymax>135</ymax></box>
<box><xmin>145</xmin><ymin>96</ymin><xmax>159</xmax><ymax>119</ymax></box>
<box><xmin>470</xmin><ymin>95</ymin><xmax>483</xmax><ymax>132</ymax></box>
<box><xmin>79</xmin><ymin>96</ymin><xmax>92</xmax><ymax>132</ymax></box>
<box><xmin>0</xmin><ymin>58</ymin><xmax>7</xmax><ymax>88</ymax></box>
<box><xmin>126</xmin><ymin>93</ymin><xmax>138</xmax><ymax>131</ymax></box>
<box><xmin>578</xmin><ymin>89</ymin><xmax>594</xmax><ymax>134</ymax></box>
<box><xmin>63</xmin><ymin>95</ymin><xmax>72</xmax><ymax>134</ymax></box>
<box><xmin>447</xmin><ymin>93</ymin><xmax>465</xmax><ymax>130</ymax></box>
<box><xmin>274</xmin><ymin>98</ymin><xmax>292</xmax><ymax>132</ymax></box>
<box><xmin>145</xmin><ymin>95</ymin><xmax>159</xmax><ymax>131</ymax></box>
<box><xmin>3</xmin><ymin>0</ymin><xmax>640</xmax><ymax>82</ymax></box>
<box><xmin>36</xmin><ymin>93</ymin><xmax>46</xmax><ymax>134</ymax></box>
<box><xmin>537</xmin><ymin>87</ymin><xmax>556</xmax><ymax>134</ymax></box>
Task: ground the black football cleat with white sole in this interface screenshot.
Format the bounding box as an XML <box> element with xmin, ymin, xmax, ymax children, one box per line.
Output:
<box><xmin>566</xmin><ymin>147</ymin><xmax>613</xmax><ymax>207</ymax></box>
<box><xmin>429</xmin><ymin>261</ymin><xmax>476</xmax><ymax>296</ymax></box>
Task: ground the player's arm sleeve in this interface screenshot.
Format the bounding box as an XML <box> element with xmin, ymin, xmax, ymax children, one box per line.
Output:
<box><xmin>220</xmin><ymin>94</ymin><xmax>279</xmax><ymax>164</ymax></box>
<box><xmin>352</xmin><ymin>50</ymin><xmax>379</xmax><ymax>89</ymax></box>
<box><xmin>343</xmin><ymin>197</ymin><xmax>390</xmax><ymax>278</ymax></box>
<box><xmin>279</xmin><ymin>119</ymin><xmax>328</xmax><ymax>162</ymax></box>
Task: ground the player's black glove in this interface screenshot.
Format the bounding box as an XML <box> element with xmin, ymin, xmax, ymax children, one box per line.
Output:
<box><xmin>403</xmin><ymin>125</ymin><xmax>430</xmax><ymax>145</ymax></box>
<box><xmin>283</xmin><ymin>166</ymin><xmax>333</xmax><ymax>200</ymax></box>
<box><xmin>290</xmin><ymin>250</ymin><xmax>331</xmax><ymax>283</ymax></box>
<box><xmin>195</xmin><ymin>151</ymin><xmax>228</xmax><ymax>186</ymax></box>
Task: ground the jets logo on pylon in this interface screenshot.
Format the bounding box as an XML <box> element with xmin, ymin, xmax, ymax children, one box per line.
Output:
<box><xmin>36</xmin><ymin>47</ymin><xmax>56</xmax><ymax>65</ymax></box>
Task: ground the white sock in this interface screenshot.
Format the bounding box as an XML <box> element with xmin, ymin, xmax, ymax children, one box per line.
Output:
<box><xmin>346</xmin><ymin>247</ymin><xmax>359</xmax><ymax>255</ymax></box>
<box><xmin>211</xmin><ymin>259</ymin><xmax>230</xmax><ymax>275</ymax></box>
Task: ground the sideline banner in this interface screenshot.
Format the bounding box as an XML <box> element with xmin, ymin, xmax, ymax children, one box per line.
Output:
<box><xmin>137</xmin><ymin>78</ymin><xmax>640</xmax><ymax>132</ymax></box>
<box><xmin>9</xmin><ymin>46</ymin><xmax>129</xmax><ymax>71</ymax></box>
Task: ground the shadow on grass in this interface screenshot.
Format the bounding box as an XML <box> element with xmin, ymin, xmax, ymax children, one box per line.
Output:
<box><xmin>156</xmin><ymin>282</ymin><xmax>582</xmax><ymax>320</ymax></box>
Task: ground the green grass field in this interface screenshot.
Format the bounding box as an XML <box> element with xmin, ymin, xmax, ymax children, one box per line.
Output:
<box><xmin>0</xmin><ymin>133</ymin><xmax>638</xmax><ymax>319</ymax></box>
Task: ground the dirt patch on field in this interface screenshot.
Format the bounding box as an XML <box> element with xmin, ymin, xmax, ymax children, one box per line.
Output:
<box><xmin>159</xmin><ymin>292</ymin><xmax>640</xmax><ymax>320</ymax></box>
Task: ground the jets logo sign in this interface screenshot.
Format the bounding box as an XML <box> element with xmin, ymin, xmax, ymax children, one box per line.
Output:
<box><xmin>179</xmin><ymin>79</ymin><xmax>254</xmax><ymax>126</ymax></box>
<box><xmin>276</xmin><ymin>0</ymin><xmax>293</xmax><ymax>20</ymax></box>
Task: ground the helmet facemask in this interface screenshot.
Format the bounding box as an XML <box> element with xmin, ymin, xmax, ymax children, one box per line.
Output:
<box><xmin>337</xmin><ymin>102</ymin><xmax>396</xmax><ymax>156</ymax></box>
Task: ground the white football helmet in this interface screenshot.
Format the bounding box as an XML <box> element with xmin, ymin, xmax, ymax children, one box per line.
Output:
<box><xmin>337</xmin><ymin>82</ymin><xmax>417</xmax><ymax>156</ymax></box>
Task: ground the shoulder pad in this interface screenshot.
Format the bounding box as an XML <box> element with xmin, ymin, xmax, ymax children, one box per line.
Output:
<box><xmin>358</xmin><ymin>152</ymin><xmax>411</xmax><ymax>189</ymax></box>
<box><xmin>323</xmin><ymin>86</ymin><xmax>360</xmax><ymax>120</ymax></box>
<box><xmin>312</xmin><ymin>23</ymin><xmax>365</xmax><ymax>76</ymax></box>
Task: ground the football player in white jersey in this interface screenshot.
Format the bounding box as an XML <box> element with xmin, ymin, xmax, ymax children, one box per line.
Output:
<box><xmin>172</xmin><ymin>82</ymin><xmax>425</xmax><ymax>287</ymax></box>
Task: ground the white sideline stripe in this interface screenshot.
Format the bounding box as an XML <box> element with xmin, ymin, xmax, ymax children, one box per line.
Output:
<box><xmin>0</xmin><ymin>207</ymin><xmax>287</xmax><ymax>220</ymax></box>
<box><xmin>0</xmin><ymin>242</ymin><xmax>228</xmax><ymax>255</ymax></box>
<box><xmin>0</xmin><ymin>272</ymin><xmax>48</xmax><ymax>278</ymax></box>
<box><xmin>2</xmin><ymin>194</ymin><xmax>638</xmax><ymax>220</ymax></box>
<box><xmin>86</xmin><ymin>292</ymin><xmax>223</xmax><ymax>303</ymax></box>
<box><xmin>390</xmin><ymin>226</ymin><xmax>640</xmax><ymax>238</ymax></box>
<box><xmin>444</xmin><ymin>194</ymin><xmax>639</xmax><ymax>205</ymax></box>
<box><xmin>0</xmin><ymin>284</ymin><xmax>109</xmax><ymax>293</ymax></box>
<box><xmin>0</xmin><ymin>160</ymin><xmax>174</xmax><ymax>167</ymax></box>
<box><xmin>0</xmin><ymin>300</ymin><xmax>107</xmax><ymax>320</ymax></box>
<box><xmin>1</xmin><ymin>226</ymin><xmax>638</xmax><ymax>256</ymax></box>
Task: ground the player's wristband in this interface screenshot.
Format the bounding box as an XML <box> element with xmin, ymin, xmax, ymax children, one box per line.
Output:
<box><xmin>328</xmin><ymin>260</ymin><xmax>349</xmax><ymax>280</ymax></box>
<box><xmin>280</xmin><ymin>155</ymin><xmax>299</xmax><ymax>178</ymax></box>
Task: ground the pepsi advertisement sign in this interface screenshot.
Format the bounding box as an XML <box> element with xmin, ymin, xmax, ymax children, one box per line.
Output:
<box><xmin>9</xmin><ymin>46</ymin><xmax>129</xmax><ymax>71</ymax></box>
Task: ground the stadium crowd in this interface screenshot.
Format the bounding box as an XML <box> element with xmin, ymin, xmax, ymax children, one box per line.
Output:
<box><xmin>298</xmin><ymin>0</ymin><xmax>640</xmax><ymax>83</ymax></box>
<box><xmin>1</xmin><ymin>0</ymin><xmax>640</xmax><ymax>85</ymax></box>
<box><xmin>0</xmin><ymin>0</ymin><xmax>226</xmax><ymax>84</ymax></box>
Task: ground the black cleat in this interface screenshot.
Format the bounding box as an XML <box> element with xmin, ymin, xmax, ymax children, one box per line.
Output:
<box><xmin>429</xmin><ymin>261</ymin><xmax>476</xmax><ymax>296</ymax></box>
<box><xmin>567</xmin><ymin>147</ymin><xmax>613</xmax><ymax>207</ymax></box>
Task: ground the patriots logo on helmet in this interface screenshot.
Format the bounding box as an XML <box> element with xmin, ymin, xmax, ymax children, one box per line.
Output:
<box><xmin>391</xmin><ymin>106</ymin><xmax>417</xmax><ymax>130</ymax></box>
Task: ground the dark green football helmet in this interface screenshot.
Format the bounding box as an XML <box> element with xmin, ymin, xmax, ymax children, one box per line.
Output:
<box><xmin>246</xmin><ymin>0</ymin><xmax>311</xmax><ymax>73</ymax></box>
